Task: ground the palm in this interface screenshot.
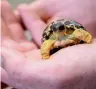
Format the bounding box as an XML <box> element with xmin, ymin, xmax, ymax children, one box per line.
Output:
<box><xmin>2</xmin><ymin>39</ymin><xmax>96</xmax><ymax>89</ymax></box>
<box><xmin>1</xmin><ymin>0</ymin><xmax>96</xmax><ymax>89</ymax></box>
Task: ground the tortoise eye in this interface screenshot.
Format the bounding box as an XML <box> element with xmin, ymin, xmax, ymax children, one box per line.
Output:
<box><xmin>51</xmin><ymin>24</ymin><xmax>57</xmax><ymax>31</ymax></box>
<box><xmin>52</xmin><ymin>26</ymin><xmax>57</xmax><ymax>31</ymax></box>
<box><xmin>59</xmin><ymin>25</ymin><xmax>65</xmax><ymax>31</ymax></box>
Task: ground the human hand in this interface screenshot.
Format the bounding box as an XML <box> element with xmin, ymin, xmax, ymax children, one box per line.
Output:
<box><xmin>1</xmin><ymin>0</ymin><xmax>96</xmax><ymax>89</ymax></box>
<box><xmin>17</xmin><ymin>0</ymin><xmax>96</xmax><ymax>45</ymax></box>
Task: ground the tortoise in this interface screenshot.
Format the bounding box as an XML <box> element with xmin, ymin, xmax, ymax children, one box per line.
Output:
<box><xmin>41</xmin><ymin>19</ymin><xmax>92</xmax><ymax>59</ymax></box>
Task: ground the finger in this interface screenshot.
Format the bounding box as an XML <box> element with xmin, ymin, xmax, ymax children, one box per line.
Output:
<box><xmin>29</xmin><ymin>0</ymin><xmax>56</xmax><ymax>21</ymax></box>
<box><xmin>14</xmin><ymin>10</ymin><xmax>26</xmax><ymax>30</ymax></box>
<box><xmin>2</xmin><ymin>38</ymin><xmax>37</xmax><ymax>52</ymax></box>
<box><xmin>19</xmin><ymin>41</ymin><xmax>37</xmax><ymax>51</ymax></box>
<box><xmin>2</xmin><ymin>38</ymin><xmax>26</xmax><ymax>52</ymax></box>
<box><xmin>1</xmin><ymin>0</ymin><xmax>26</xmax><ymax>42</ymax></box>
<box><xmin>14</xmin><ymin>10</ymin><xmax>21</xmax><ymax>23</ymax></box>
<box><xmin>24</xmin><ymin>49</ymin><xmax>41</xmax><ymax>61</ymax></box>
<box><xmin>1</xmin><ymin>18</ymin><xmax>11</xmax><ymax>38</ymax></box>
<box><xmin>18</xmin><ymin>4</ymin><xmax>46</xmax><ymax>46</ymax></box>
<box><xmin>47</xmin><ymin>12</ymin><xmax>73</xmax><ymax>24</ymax></box>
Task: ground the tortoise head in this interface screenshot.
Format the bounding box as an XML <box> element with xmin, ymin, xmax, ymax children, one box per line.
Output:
<box><xmin>51</xmin><ymin>22</ymin><xmax>65</xmax><ymax>32</ymax></box>
<box><xmin>51</xmin><ymin>21</ymin><xmax>76</xmax><ymax>36</ymax></box>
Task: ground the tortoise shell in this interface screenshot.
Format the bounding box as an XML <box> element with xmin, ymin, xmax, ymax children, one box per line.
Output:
<box><xmin>42</xmin><ymin>19</ymin><xmax>85</xmax><ymax>42</ymax></box>
<box><xmin>41</xmin><ymin>19</ymin><xmax>92</xmax><ymax>59</ymax></box>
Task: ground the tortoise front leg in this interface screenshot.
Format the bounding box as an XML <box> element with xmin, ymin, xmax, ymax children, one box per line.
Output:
<box><xmin>41</xmin><ymin>40</ymin><xmax>56</xmax><ymax>59</ymax></box>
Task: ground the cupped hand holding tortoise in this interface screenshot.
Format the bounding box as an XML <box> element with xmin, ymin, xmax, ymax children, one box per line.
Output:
<box><xmin>1</xmin><ymin>0</ymin><xmax>96</xmax><ymax>89</ymax></box>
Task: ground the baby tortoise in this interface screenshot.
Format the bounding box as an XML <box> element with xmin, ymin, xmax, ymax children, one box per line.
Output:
<box><xmin>41</xmin><ymin>19</ymin><xmax>92</xmax><ymax>59</ymax></box>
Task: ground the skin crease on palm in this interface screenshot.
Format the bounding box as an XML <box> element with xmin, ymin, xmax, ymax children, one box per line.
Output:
<box><xmin>1</xmin><ymin>0</ymin><xmax>96</xmax><ymax>89</ymax></box>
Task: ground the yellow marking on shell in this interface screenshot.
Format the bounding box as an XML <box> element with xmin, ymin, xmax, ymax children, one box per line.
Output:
<box><xmin>46</xmin><ymin>32</ymin><xmax>50</xmax><ymax>36</ymax></box>
<box><xmin>72</xmin><ymin>29</ymin><xmax>92</xmax><ymax>43</ymax></box>
<box><xmin>41</xmin><ymin>33</ymin><xmax>59</xmax><ymax>59</ymax></box>
<box><xmin>41</xmin><ymin>40</ymin><xmax>56</xmax><ymax>59</ymax></box>
<box><xmin>44</xmin><ymin>27</ymin><xmax>51</xmax><ymax>34</ymax></box>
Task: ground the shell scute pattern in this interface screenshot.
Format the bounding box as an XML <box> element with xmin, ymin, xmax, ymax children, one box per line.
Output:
<box><xmin>42</xmin><ymin>19</ymin><xmax>86</xmax><ymax>42</ymax></box>
<box><xmin>41</xmin><ymin>19</ymin><xmax>92</xmax><ymax>59</ymax></box>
